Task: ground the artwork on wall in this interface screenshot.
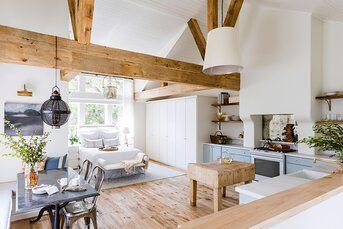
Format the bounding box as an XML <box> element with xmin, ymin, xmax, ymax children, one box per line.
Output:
<box><xmin>4</xmin><ymin>102</ymin><xmax>43</xmax><ymax>136</ymax></box>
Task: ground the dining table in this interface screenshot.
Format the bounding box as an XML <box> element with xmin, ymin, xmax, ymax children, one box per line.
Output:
<box><xmin>16</xmin><ymin>168</ymin><xmax>99</xmax><ymax>229</ymax></box>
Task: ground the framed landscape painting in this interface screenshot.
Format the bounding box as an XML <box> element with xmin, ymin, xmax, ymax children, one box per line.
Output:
<box><xmin>4</xmin><ymin>102</ymin><xmax>43</xmax><ymax>136</ymax></box>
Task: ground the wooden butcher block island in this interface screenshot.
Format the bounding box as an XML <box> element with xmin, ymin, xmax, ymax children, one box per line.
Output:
<box><xmin>188</xmin><ymin>161</ymin><xmax>255</xmax><ymax>212</ymax></box>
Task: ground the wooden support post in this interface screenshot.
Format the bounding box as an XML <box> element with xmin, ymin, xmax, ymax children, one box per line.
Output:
<box><xmin>207</xmin><ymin>0</ymin><xmax>218</xmax><ymax>31</ymax></box>
<box><xmin>213</xmin><ymin>187</ymin><xmax>222</xmax><ymax>212</ymax></box>
<box><xmin>187</xmin><ymin>18</ymin><xmax>206</xmax><ymax>60</ymax></box>
<box><xmin>223</xmin><ymin>0</ymin><xmax>244</xmax><ymax>27</ymax></box>
<box><xmin>190</xmin><ymin>179</ymin><xmax>197</xmax><ymax>207</ymax></box>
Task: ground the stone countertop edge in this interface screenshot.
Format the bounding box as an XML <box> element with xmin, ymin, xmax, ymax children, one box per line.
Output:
<box><xmin>203</xmin><ymin>143</ymin><xmax>252</xmax><ymax>150</ymax></box>
<box><xmin>285</xmin><ymin>152</ymin><xmax>338</xmax><ymax>161</ymax></box>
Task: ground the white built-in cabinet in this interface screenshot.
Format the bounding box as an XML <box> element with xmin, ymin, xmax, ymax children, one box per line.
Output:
<box><xmin>146</xmin><ymin>96</ymin><xmax>216</xmax><ymax>169</ymax></box>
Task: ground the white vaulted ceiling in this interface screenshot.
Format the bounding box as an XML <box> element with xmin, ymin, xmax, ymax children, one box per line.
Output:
<box><xmin>91</xmin><ymin>0</ymin><xmax>208</xmax><ymax>57</ymax></box>
<box><xmin>90</xmin><ymin>0</ymin><xmax>343</xmax><ymax>92</ymax></box>
<box><xmin>247</xmin><ymin>0</ymin><xmax>343</xmax><ymax>22</ymax></box>
<box><xmin>91</xmin><ymin>0</ymin><xmax>343</xmax><ymax>59</ymax></box>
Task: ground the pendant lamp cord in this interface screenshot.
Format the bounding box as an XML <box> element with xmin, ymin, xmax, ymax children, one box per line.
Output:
<box><xmin>221</xmin><ymin>0</ymin><xmax>224</xmax><ymax>27</ymax></box>
<box><xmin>55</xmin><ymin>36</ymin><xmax>58</xmax><ymax>88</ymax></box>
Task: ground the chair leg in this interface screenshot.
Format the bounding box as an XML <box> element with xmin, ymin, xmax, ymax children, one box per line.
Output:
<box><xmin>90</xmin><ymin>210</ymin><xmax>98</xmax><ymax>229</ymax></box>
<box><xmin>84</xmin><ymin>217</ymin><xmax>91</xmax><ymax>229</ymax></box>
<box><xmin>66</xmin><ymin>217</ymin><xmax>73</xmax><ymax>229</ymax></box>
<box><xmin>60</xmin><ymin>215</ymin><xmax>65</xmax><ymax>229</ymax></box>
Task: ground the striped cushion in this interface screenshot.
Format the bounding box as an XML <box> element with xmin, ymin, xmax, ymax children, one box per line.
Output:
<box><xmin>45</xmin><ymin>155</ymin><xmax>67</xmax><ymax>170</ymax></box>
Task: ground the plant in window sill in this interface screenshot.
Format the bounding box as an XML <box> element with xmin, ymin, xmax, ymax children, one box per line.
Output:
<box><xmin>1</xmin><ymin>120</ymin><xmax>50</xmax><ymax>188</ymax></box>
<box><xmin>69</xmin><ymin>135</ymin><xmax>80</xmax><ymax>146</ymax></box>
<box><xmin>299</xmin><ymin>121</ymin><xmax>343</xmax><ymax>173</ymax></box>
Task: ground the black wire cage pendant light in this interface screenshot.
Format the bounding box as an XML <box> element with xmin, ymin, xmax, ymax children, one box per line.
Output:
<box><xmin>41</xmin><ymin>37</ymin><xmax>71</xmax><ymax>129</ymax></box>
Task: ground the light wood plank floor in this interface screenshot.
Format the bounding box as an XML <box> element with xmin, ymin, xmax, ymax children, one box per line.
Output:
<box><xmin>11</xmin><ymin>164</ymin><xmax>238</xmax><ymax>229</ymax></box>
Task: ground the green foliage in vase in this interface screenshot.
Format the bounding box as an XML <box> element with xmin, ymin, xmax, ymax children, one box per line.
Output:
<box><xmin>1</xmin><ymin>120</ymin><xmax>50</xmax><ymax>165</ymax></box>
<box><xmin>69</xmin><ymin>135</ymin><xmax>80</xmax><ymax>145</ymax></box>
<box><xmin>299</xmin><ymin>121</ymin><xmax>343</xmax><ymax>161</ymax></box>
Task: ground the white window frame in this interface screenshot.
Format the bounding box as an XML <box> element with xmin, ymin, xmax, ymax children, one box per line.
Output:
<box><xmin>68</xmin><ymin>74</ymin><xmax>125</xmax><ymax>136</ymax></box>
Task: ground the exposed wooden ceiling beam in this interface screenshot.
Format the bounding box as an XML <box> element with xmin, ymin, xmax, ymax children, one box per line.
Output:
<box><xmin>68</xmin><ymin>0</ymin><xmax>95</xmax><ymax>44</ymax></box>
<box><xmin>60</xmin><ymin>69</ymin><xmax>79</xmax><ymax>81</ymax></box>
<box><xmin>67</xmin><ymin>0</ymin><xmax>78</xmax><ymax>40</ymax></box>
<box><xmin>65</xmin><ymin>0</ymin><xmax>95</xmax><ymax>81</ymax></box>
<box><xmin>187</xmin><ymin>18</ymin><xmax>206</xmax><ymax>60</ymax></box>
<box><xmin>135</xmin><ymin>83</ymin><xmax>210</xmax><ymax>101</ymax></box>
<box><xmin>207</xmin><ymin>0</ymin><xmax>218</xmax><ymax>31</ymax></box>
<box><xmin>223</xmin><ymin>0</ymin><xmax>244</xmax><ymax>27</ymax></box>
<box><xmin>0</xmin><ymin>25</ymin><xmax>240</xmax><ymax>90</ymax></box>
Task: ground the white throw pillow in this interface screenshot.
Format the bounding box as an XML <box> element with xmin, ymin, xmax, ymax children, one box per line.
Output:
<box><xmin>83</xmin><ymin>139</ymin><xmax>103</xmax><ymax>148</ymax></box>
<box><xmin>103</xmin><ymin>138</ymin><xmax>120</xmax><ymax>147</ymax></box>
<box><xmin>101</xmin><ymin>130</ymin><xmax>119</xmax><ymax>140</ymax></box>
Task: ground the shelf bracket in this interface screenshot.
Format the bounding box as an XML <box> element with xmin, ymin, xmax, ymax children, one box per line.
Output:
<box><xmin>324</xmin><ymin>99</ymin><xmax>332</xmax><ymax>111</ymax></box>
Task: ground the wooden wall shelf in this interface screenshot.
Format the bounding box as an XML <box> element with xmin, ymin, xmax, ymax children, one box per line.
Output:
<box><xmin>315</xmin><ymin>93</ymin><xmax>343</xmax><ymax>111</ymax></box>
<box><xmin>211</xmin><ymin>103</ymin><xmax>239</xmax><ymax>108</ymax></box>
<box><xmin>212</xmin><ymin>120</ymin><xmax>243</xmax><ymax>123</ymax></box>
<box><xmin>315</xmin><ymin>94</ymin><xmax>343</xmax><ymax>100</ymax></box>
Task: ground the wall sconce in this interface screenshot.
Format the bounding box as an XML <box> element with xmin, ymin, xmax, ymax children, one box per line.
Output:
<box><xmin>17</xmin><ymin>84</ymin><xmax>32</xmax><ymax>97</ymax></box>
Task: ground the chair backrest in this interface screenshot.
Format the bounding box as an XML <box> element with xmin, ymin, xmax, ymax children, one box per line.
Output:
<box><xmin>79</xmin><ymin>159</ymin><xmax>93</xmax><ymax>181</ymax></box>
<box><xmin>87</xmin><ymin>166</ymin><xmax>105</xmax><ymax>204</ymax></box>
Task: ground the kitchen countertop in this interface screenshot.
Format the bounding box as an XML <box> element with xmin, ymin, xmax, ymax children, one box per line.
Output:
<box><xmin>179</xmin><ymin>173</ymin><xmax>343</xmax><ymax>228</ymax></box>
<box><xmin>203</xmin><ymin>142</ymin><xmax>252</xmax><ymax>150</ymax></box>
<box><xmin>285</xmin><ymin>152</ymin><xmax>337</xmax><ymax>161</ymax></box>
<box><xmin>235</xmin><ymin>170</ymin><xmax>329</xmax><ymax>199</ymax></box>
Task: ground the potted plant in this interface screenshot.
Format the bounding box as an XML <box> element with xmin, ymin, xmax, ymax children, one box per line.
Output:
<box><xmin>299</xmin><ymin>121</ymin><xmax>343</xmax><ymax>173</ymax></box>
<box><xmin>69</xmin><ymin>135</ymin><xmax>80</xmax><ymax>146</ymax></box>
<box><xmin>1</xmin><ymin>120</ymin><xmax>50</xmax><ymax>189</ymax></box>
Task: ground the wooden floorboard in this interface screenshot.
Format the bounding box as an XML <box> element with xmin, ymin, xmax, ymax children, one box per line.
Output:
<box><xmin>11</xmin><ymin>163</ymin><xmax>238</xmax><ymax>229</ymax></box>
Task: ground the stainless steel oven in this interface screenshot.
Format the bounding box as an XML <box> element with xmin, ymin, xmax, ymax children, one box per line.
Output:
<box><xmin>250</xmin><ymin>150</ymin><xmax>285</xmax><ymax>182</ymax></box>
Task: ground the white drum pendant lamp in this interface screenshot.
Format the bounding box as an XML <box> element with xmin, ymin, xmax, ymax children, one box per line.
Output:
<box><xmin>203</xmin><ymin>27</ymin><xmax>243</xmax><ymax>75</ymax></box>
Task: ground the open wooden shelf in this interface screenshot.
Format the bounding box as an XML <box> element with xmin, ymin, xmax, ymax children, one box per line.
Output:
<box><xmin>315</xmin><ymin>120</ymin><xmax>343</xmax><ymax>125</ymax></box>
<box><xmin>211</xmin><ymin>103</ymin><xmax>239</xmax><ymax>108</ymax></box>
<box><xmin>212</xmin><ymin>120</ymin><xmax>243</xmax><ymax>123</ymax></box>
<box><xmin>316</xmin><ymin>93</ymin><xmax>343</xmax><ymax>111</ymax></box>
<box><xmin>315</xmin><ymin>94</ymin><xmax>343</xmax><ymax>100</ymax></box>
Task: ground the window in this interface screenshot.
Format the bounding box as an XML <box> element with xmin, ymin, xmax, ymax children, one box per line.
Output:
<box><xmin>85</xmin><ymin>104</ymin><xmax>105</xmax><ymax>125</ymax></box>
<box><xmin>85</xmin><ymin>75</ymin><xmax>103</xmax><ymax>93</ymax></box>
<box><xmin>68</xmin><ymin>74</ymin><xmax>131</xmax><ymax>138</ymax></box>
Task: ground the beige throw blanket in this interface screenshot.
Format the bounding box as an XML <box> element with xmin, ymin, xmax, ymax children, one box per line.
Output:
<box><xmin>121</xmin><ymin>152</ymin><xmax>146</xmax><ymax>173</ymax></box>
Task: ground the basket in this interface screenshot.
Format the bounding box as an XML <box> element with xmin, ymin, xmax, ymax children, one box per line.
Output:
<box><xmin>210</xmin><ymin>131</ymin><xmax>229</xmax><ymax>144</ymax></box>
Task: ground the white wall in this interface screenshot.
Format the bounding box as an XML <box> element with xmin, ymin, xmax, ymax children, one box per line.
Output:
<box><xmin>0</xmin><ymin>0</ymin><xmax>69</xmax><ymax>182</ymax></box>
<box><xmin>322</xmin><ymin>21</ymin><xmax>343</xmax><ymax>116</ymax></box>
<box><xmin>238</xmin><ymin>5</ymin><xmax>322</xmax><ymax>152</ymax></box>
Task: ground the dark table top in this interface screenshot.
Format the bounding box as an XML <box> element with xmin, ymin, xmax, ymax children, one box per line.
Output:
<box><xmin>16</xmin><ymin>168</ymin><xmax>99</xmax><ymax>212</ymax></box>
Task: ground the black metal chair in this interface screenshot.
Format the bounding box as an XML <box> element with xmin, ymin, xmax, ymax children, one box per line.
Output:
<box><xmin>79</xmin><ymin>159</ymin><xmax>93</xmax><ymax>181</ymax></box>
<box><xmin>61</xmin><ymin>166</ymin><xmax>105</xmax><ymax>229</ymax></box>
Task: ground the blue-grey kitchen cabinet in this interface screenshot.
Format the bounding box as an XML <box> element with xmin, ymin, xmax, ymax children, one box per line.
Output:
<box><xmin>203</xmin><ymin>144</ymin><xmax>222</xmax><ymax>162</ymax></box>
<box><xmin>286</xmin><ymin>155</ymin><xmax>336</xmax><ymax>174</ymax></box>
<box><xmin>222</xmin><ymin>146</ymin><xmax>251</xmax><ymax>163</ymax></box>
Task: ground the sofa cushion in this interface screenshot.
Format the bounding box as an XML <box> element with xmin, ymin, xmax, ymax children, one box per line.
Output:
<box><xmin>100</xmin><ymin>130</ymin><xmax>119</xmax><ymax>140</ymax></box>
<box><xmin>103</xmin><ymin>138</ymin><xmax>120</xmax><ymax>147</ymax></box>
<box><xmin>45</xmin><ymin>155</ymin><xmax>67</xmax><ymax>170</ymax></box>
<box><xmin>83</xmin><ymin>139</ymin><xmax>103</xmax><ymax>148</ymax></box>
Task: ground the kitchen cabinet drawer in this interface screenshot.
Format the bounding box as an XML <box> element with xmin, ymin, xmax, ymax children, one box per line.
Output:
<box><xmin>221</xmin><ymin>147</ymin><xmax>251</xmax><ymax>157</ymax></box>
<box><xmin>286</xmin><ymin>163</ymin><xmax>311</xmax><ymax>174</ymax></box>
<box><xmin>286</xmin><ymin>156</ymin><xmax>313</xmax><ymax>167</ymax></box>
<box><xmin>203</xmin><ymin>144</ymin><xmax>212</xmax><ymax>163</ymax></box>
<box><xmin>212</xmin><ymin>146</ymin><xmax>222</xmax><ymax>161</ymax></box>
<box><xmin>231</xmin><ymin>154</ymin><xmax>251</xmax><ymax>163</ymax></box>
